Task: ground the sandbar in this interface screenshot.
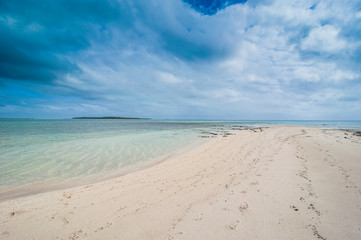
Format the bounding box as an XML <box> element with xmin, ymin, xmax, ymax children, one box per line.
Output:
<box><xmin>1</xmin><ymin>126</ymin><xmax>361</xmax><ymax>239</ymax></box>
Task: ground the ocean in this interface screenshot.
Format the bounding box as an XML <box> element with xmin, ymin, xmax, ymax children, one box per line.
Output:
<box><xmin>1</xmin><ymin>119</ymin><xmax>360</xmax><ymax>200</ymax></box>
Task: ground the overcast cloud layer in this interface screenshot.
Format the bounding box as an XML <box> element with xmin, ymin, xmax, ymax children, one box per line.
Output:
<box><xmin>1</xmin><ymin>0</ymin><xmax>360</xmax><ymax>120</ymax></box>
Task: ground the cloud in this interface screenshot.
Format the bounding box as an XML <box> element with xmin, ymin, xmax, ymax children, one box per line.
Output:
<box><xmin>301</xmin><ymin>25</ymin><xmax>347</xmax><ymax>53</ymax></box>
<box><xmin>156</xmin><ymin>71</ymin><xmax>183</xmax><ymax>84</ymax></box>
<box><xmin>0</xmin><ymin>0</ymin><xmax>131</xmax><ymax>83</ymax></box>
<box><xmin>1</xmin><ymin>0</ymin><xmax>361</xmax><ymax>120</ymax></box>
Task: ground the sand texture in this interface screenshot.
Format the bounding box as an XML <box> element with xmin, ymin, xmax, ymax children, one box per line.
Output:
<box><xmin>1</xmin><ymin>126</ymin><xmax>361</xmax><ymax>240</ymax></box>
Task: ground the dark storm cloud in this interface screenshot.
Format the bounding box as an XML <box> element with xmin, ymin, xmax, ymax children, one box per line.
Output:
<box><xmin>0</xmin><ymin>0</ymin><xmax>247</xmax><ymax>84</ymax></box>
<box><xmin>0</xmin><ymin>0</ymin><xmax>132</xmax><ymax>83</ymax></box>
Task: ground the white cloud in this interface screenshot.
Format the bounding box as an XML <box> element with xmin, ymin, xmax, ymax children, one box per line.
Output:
<box><xmin>156</xmin><ymin>71</ymin><xmax>182</xmax><ymax>84</ymax></box>
<box><xmin>208</xmin><ymin>88</ymin><xmax>241</xmax><ymax>103</ymax></box>
<box><xmin>7</xmin><ymin>0</ymin><xmax>359</xmax><ymax>120</ymax></box>
<box><xmin>357</xmin><ymin>11</ymin><xmax>361</xmax><ymax>19</ymax></box>
<box><xmin>301</xmin><ymin>25</ymin><xmax>347</xmax><ymax>53</ymax></box>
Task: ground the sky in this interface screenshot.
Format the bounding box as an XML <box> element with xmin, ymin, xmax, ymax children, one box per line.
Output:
<box><xmin>0</xmin><ymin>0</ymin><xmax>361</xmax><ymax>120</ymax></box>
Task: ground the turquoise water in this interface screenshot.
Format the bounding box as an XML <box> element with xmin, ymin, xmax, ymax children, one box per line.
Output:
<box><xmin>239</xmin><ymin>120</ymin><xmax>361</xmax><ymax>130</ymax></box>
<box><xmin>0</xmin><ymin>119</ymin><xmax>243</xmax><ymax>199</ymax></box>
<box><xmin>0</xmin><ymin>119</ymin><xmax>360</xmax><ymax>199</ymax></box>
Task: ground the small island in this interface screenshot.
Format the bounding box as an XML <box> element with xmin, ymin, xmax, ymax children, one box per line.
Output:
<box><xmin>72</xmin><ymin>117</ymin><xmax>151</xmax><ymax>120</ymax></box>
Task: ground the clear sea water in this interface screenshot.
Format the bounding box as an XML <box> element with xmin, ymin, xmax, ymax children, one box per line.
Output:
<box><xmin>0</xmin><ymin>119</ymin><xmax>360</xmax><ymax>200</ymax></box>
<box><xmin>240</xmin><ymin>120</ymin><xmax>361</xmax><ymax>130</ymax></box>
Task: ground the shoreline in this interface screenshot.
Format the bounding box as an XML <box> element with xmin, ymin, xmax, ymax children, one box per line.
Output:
<box><xmin>0</xmin><ymin>126</ymin><xmax>258</xmax><ymax>202</ymax></box>
<box><xmin>1</xmin><ymin>126</ymin><xmax>361</xmax><ymax>239</ymax></box>
<box><xmin>0</xmin><ymin>135</ymin><xmax>211</xmax><ymax>202</ymax></box>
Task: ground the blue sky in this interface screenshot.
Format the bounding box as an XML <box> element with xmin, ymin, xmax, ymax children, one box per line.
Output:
<box><xmin>0</xmin><ymin>0</ymin><xmax>361</xmax><ymax>120</ymax></box>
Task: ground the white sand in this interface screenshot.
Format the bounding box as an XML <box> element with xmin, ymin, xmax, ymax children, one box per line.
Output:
<box><xmin>1</xmin><ymin>126</ymin><xmax>361</xmax><ymax>240</ymax></box>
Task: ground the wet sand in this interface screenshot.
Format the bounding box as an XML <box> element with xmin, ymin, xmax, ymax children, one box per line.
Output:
<box><xmin>1</xmin><ymin>126</ymin><xmax>361</xmax><ymax>240</ymax></box>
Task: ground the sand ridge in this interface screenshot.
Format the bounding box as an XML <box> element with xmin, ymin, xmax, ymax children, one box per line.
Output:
<box><xmin>1</xmin><ymin>126</ymin><xmax>361</xmax><ymax>239</ymax></box>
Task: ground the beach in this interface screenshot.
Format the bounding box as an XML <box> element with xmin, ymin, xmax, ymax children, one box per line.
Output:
<box><xmin>1</xmin><ymin>126</ymin><xmax>361</xmax><ymax>240</ymax></box>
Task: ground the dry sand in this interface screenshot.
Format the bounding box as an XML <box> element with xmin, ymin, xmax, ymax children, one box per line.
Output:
<box><xmin>1</xmin><ymin>126</ymin><xmax>361</xmax><ymax>240</ymax></box>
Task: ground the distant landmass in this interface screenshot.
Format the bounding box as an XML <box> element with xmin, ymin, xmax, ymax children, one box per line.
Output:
<box><xmin>72</xmin><ymin>117</ymin><xmax>151</xmax><ymax>120</ymax></box>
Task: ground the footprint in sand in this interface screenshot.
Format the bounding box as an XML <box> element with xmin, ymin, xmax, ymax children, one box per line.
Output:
<box><xmin>69</xmin><ymin>229</ymin><xmax>85</xmax><ymax>240</ymax></box>
<box><xmin>62</xmin><ymin>217</ymin><xmax>69</xmax><ymax>224</ymax></box>
<box><xmin>250</xmin><ymin>181</ymin><xmax>259</xmax><ymax>186</ymax></box>
<box><xmin>194</xmin><ymin>214</ymin><xmax>203</xmax><ymax>221</ymax></box>
<box><xmin>239</xmin><ymin>202</ymin><xmax>249</xmax><ymax>213</ymax></box>
<box><xmin>63</xmin><ymin>192</ymin><xmax>72</xmax><ymax>199</ymax></box>
<box><xmin>9</xmin><ymin>210</ymin><xmax>25</xmax><ymax>217</ymax></box>
<box><xmin>290</xmin><ymin>205</ymin><xmax>299</xmax><ymax>212</ymax></box>
<box><xmin>228</xmin><ymin>220</ymin><xmax>240</xmax><ymax>230</ymax></box>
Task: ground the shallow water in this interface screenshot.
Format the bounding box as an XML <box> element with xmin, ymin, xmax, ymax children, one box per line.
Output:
<box><xmin>0</xmin><ymin>119</ymin><xmax>242</xmax><ymax>198</ymax></box>
<box><xmin>0</xmin><ymin>119</ymin><xmax>360</xmax><ymax>199</ymax></box>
